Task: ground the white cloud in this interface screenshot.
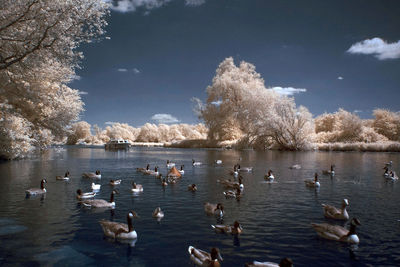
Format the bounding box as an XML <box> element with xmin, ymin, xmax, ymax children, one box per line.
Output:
<box><xmin>211</xmin><ymin>100</ymin><xmax>222</xmax><ymax>106</ymax></box>
<box><xmin>151</xmin><ymin>113</ymin><xmax>180</xmax><ymax>124</ymax></box>
<box><xmin>105</xmin><ymin>121</ymin><xmax>117</xmax><ymax>125</ymax></box>
<box><xmin>271</xmin><ymin>86</ymin><xmax>307</xmax><ymax>96</ymax></box>
<box><xmin>347</xmin><ymin>38</ymin><xmax>400</xmax><ymax>60</ymax></box>
<box><xmin>354</xmin><ymin>110</ymin><xmax>362</xmax><ymax>113</ymax></box>
<box><xmin>133</xmin><ymin>68</ymin><xmax>141</xmax><ymax>74</ymax></box>
<box><xmin>337</xmin><ymin>76</ymin><xmax>343</xmax><ymax>80</ymax></box>
<box><xmin>185</xmin><ymin>0</ymin><xmax>205</xmax><ymax>6</ymax></box>
<box><xmin>105</xmin><ymin>36</ymin><xmax>111</xmax><ymax>40</ymax></box>
<box><xmin>106</xmin><ymin>0</ymin><xmax>172</xmax><ymax>13</ymax></box>
<box><xmin>117</xmin><ymin>68</ymin><xmax>128</xmax><ymax>72</ymax></box>
<box><xmin>70</xmin><ymin>74</ymin><xmax>81</xmax><ymax>81</ymax></box>
<box><xmin>78</xmin><ymin>91</ymin><xmax>88</xmax><ymax>95</ymax></box>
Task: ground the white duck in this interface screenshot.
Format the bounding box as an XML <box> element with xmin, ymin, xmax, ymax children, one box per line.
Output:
<box><xmin>25</xmin><ymin>179</ymin><xmax>47</xmax><ymax>196</ymax></box>
<box><xmin>211</xmin><ymin>221</ymin><xmax>242</xmax><ymax>235</ymax></box>
<box><xmin>131</xmin><ymin>181</ymin><xmax>143</xmax><ymax>193</ymax></box>
<box><xmin>152</xmin><ymin>207</ymin><xmax>164</xmax><ymax>220</ymax></box>
<box><xmin>322</xmin><ymin>199</ymin><xmax>349</xmax><ymax>220</ymax></box>
<box><xmin>56</xmin><ymin>171</ymin><xmax>70</xmax><ymax>181</ymax></box>
<box><xmin>204</xmin><ymin>202</ymin><xmax>224</xmax><ymax>217</ymax></box>
<box><xmin>82</xmin><ymin>170</ymin><xmax>101</xmax><ymax>179</ymax></box>
<box><xmin>305</xmin><ymin>173</ymin><xmax>320</xmax><ymax>188</ymax></box>
<box><xmin>99</xmin><ymin>210</ymin><xmax>138</xmax><ymax>239</ymax></box>
<box><xmin>81</xmin><ymin>190</ymin><xmax>118</xmax><ymax>208</ymax></box>
<box><xmin>311</xmin><ymin>218</ymin><xmax>361</xmax><ymax>244</ymax></box>
<box><xmin>264</xmin><ymin>170</ymin><xmax>274</xmax><ymax>182</ymax></box>
<box><xmin>192</xmin><ymin>159</ymin><xmax>202</xmax><ymax>166</ymax></box>
<box><xmin>91</xmin><ymin>183</ymin><xmax>101</xmax><ymax>191</ymax></box>
<box><xmin>76</xmin><ymin>189</ymin><xmax>96</xmax><ymax>200</ymax></box>
<box><xmin>245</xmin><ymin>258</ymin><xmax>293</xmax><ymax>267</ymax></box>
<box><xmin>188</xmin><ymin>246</ymin><xmax>223</xmax><ymax>267</ymax></box>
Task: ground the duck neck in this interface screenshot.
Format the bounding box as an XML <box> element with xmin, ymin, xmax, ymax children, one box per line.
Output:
<box><xmin>348</xmin><ymin>224</ymin><xmax>357</xmax><ymax>235</ymax></box>
<box><xmin>127</xmin><ymin>215</ymin><xmax>133</xmax><ymax>232</ymax></box>
<box><xmin>40</xmin><ymin>181</ymin><xmax>45</xmax><ymax>190</ymax></box>
<box><xmin>110</xmin><ymin>192</ymin><xmax>115</xmax><ymax>203</ymax></box>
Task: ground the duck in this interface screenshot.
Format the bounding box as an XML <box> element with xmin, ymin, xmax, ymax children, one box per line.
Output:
<box><xmin>322</xmin><ymin>165</ymin><xmax>335</xmax><ymax>175</ymax></box>
<box><xmin>230</xmin><ymin>164</ymin><xmax>240</xmax><ymax>176</ymax></box>
<box><xmin>211</xmin><ymin>221</ymin><xmax>242</xmax><ymax>235</ymax></box>
<box><xmin>305</xmin><ymin>173</ymin><xmax>320</xmax><ymax>188</ymax></box>
<box><xmin>56</xmin><ymin>171</ymin><xmax>70</xmax><ymax>181</ymax></box>
<box><xmin>109</xmin><ymin>179</ymin><xmax>122</xmax><ymax>186</ymax></box>
<box><xmin>76</xmin><ymin>189</ymin><xmax>96</xmax><ymax>200</ymax></box>
<box><xmin>81</xmin><ymin>190</ymin><xmax>118</xmax><ymax>208</ymax></box>
<box><xmin>161</xmin><ymin>177</ymin><xmax>168</xmax><ymax>186</ymax></box>
<box><xmin>322</xmin><ymin>199</ymin><xmax>349</xmax><ymax>220</ymax></box>
<box><xmin>91</xmin><ymin>182</ymin><xmax>101</xmax><ymax>191</ymax></box>
<box><xmin>25</xmin><ymin>179</ymin><xmax>47</xmax><ymax>196</ymax></box>
<box><xmin>215</xmin><ymin>160</ymin><xmax>222</xmax><ymax>165</ymax></box>
<box><xmin>245</xmin><ymin>258</ymin><xmax>293</xmax><ymax>267</ymax></box>
<box><xmin>188</xmin><ymin>246</ymin><xmax>223</xmax><ymax>267</ymax></box>
<box><xmin>385</xmin><ymin>171</ymin><xmax>399</xmax><ymax>181</ymax></box>
<box><xmin>311</xmin><ymin>217</ymin><xmax>361</xmax><ymax>244</ymax></box>
<box><xmin>82</xmin><ymin>170</ymin><xmax>101</xmax><ymax>179</ymax></box>
<box><xmin>264</xmin><ymin>170</ymin><xmax>274</xmax><ymax>182</ymax></box>
<box><xmin>99</xmin><ymin>210</ymin><xmax>138</xmax><ymax>240</ymax></box>
<box><xmin>192</xmin><ymin>159</ymin><xmax>202</xmax><ymax>166</ymax></box>
<box><xmin>188</xmin><ymin>184</ymin><xmax>197</xmax><ymax>192</ymax></box>
<box><xmin>384</xmin><ymin>160</ymin><xmax>393</xmax><ymax>167</ymax></box>
<box><xmin>131</xmin><ymin>181</ymin><xmax>143</xmax><ymax>193</ymax></box>
<box><xmin>179</xmin><ymin>165</ymin><xmax>185</xmax><ymax>175</ymax></box>
<box><xmin>289</xmin><ymin>164</ymin><xmax>301</xmax><ymax>170</ymax></box>
<box><xmin>152</xmin><ymin>207</ymin><xmax>164</xmax><ymax>219</ymax></box>
<box><xmin>136</xmin><ymin>164</ymin><xmax>150</xmax><ymax>174</ymax></box>
<box><xmin>219</xmin><ymin>177</ymin><xmax>244</xmax><ymax>191</ymax></box>
<box><xmin>166</xmin><ymin>160</ymin><xmax>175</xmax><ymax>169</ymax></box>
<box><xmin>147</xmin><ymin>167</ymin><xmax>159</xmax><ymax>177</ymax></box>
<box><xmin>223</xmin><ymin>188</ymin><xmax>242</xmax><ymax>200</ymax></box>
<box><xmin>204</xmin><ymin>202</ymin><xmax>224</xmax><ymax>217</ymax></box>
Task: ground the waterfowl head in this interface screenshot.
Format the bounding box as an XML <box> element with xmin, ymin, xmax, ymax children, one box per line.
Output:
<box><xmin>77</xmin><ymin>189</ymin><xmax>82</xmax><ymax>195</ymax></box>
<box><xmin>95</xmin><ymin>170</ymin><xmax>101</xmax><ymax>175</ymax></box>
<box><xmin>192</xmin><ymin>159</ymin><xmax>195</xmax><ymax>163</ymax></box>
<box><xmin>210</xmin><ymin>247</ymin><xmax>223</xmax><ymax>261</ymax></box>
<box><xmin>279</xmin><ymin>257</ymin><xmax>293</xmax><ymax>267</ymax></box>
<box><xmin>181</xmin><ymin>165</ymin><xmax>184</xmax><ymax>170</ymax></box>
<box><xmin>129</xmin><ymin>210</ymin><xmax>139</xmax><ymax>218</ymax></box>
<box><xmin>351</xmin><ymin>218</ymin><xmax>361</xmax><ymax>226</ymax></box>
<box><xmin>216</xmin><ymin>203</ymin><xmax>224</xmax><ymax>212</ymax></box>
<box><xmin>65</xmin><ymin>171</ymin><xmax>70</xmax><ymax>177</ymax></box>
<box><xmin>314</xmin><ymin>173</ymin><xmax>318</xmax><ymax>181</ymax></box>
<box><xmin>343</xmin><ymin>199</ymin><xmax>349</xmax><ymax>206</ymax></box>
<box><xmin>146</xmin><ymin>164</ymin><xmax>150</xmax><ymax>170</ymax></box>
<box><xmin>132</xmin><ymin>181</ymin><xmax>137</xmax><ymax>188</ymax></box>
<box><xmin>40</xmin><ymin>179</ymin><xmax>47</xmax><ymax>189</ymax></box>
<box><xmin>233</xmin><ymin>221</ymin><xmax>241</xmax><ymax>229</ymax></box>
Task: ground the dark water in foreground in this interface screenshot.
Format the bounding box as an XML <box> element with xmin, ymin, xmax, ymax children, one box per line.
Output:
<box><xmin>0</xmin><ymin>147</ymin><xmax>399</xmax><ymax>266</ymax></box>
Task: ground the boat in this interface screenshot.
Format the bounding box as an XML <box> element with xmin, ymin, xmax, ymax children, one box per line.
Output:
<box><xmin>105</xmin><ymin>139</ymin><xmax>131</xmax><ymax>150</ymax></box>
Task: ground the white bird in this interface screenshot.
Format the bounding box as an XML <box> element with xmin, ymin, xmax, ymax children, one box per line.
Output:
<box><xmin>91</xmin><ymin>183</ymin><xmax>101</xmax><ymax>190</ymax></box>
<box><xmin>192</xmin><ymin>159</ymin><xmax>202</xmax><ymax>166</ymax></box>
<box><xmin>26</xmin><ymin>179</ymin><xmax>47</xmax><ymax>196</ymax></box>
<box><xmin>322</xmin><ymin>199</ymin><xmax>349</xmax><ymax>220</ymax></box>
<box><xmin>152</xmin><ymin>207</ymin><xmax>164</xmax><ymax>220</ymax></box>
<box><xmin>99</xmin><ymin>210</ymin><xmax>138</xmax><ymax>240</ymax></box>
<box><xmin>264</xmin><ymin>170</ymin><xmax>274</xmax><ymax>182</ymax></box>
<box><xmin>215</xmin><ymin>160</ymin><xmax>222</xmax><ymax>165</ymax></box>
<box><xmin>311</xmin><ymin>218</ymin><xmax>361</xmax><ymax>244</ymax></box>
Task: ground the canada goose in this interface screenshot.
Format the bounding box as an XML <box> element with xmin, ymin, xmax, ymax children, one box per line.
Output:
<box><xmin>99</xmin><ymin>210</ymin><xmax>139</xmax><ymax>240</ymax></box>
<box><xmin>109</xmin><ymin>179</ymin><xmax>122</xmax><ymax>186</ymax></box>
<box><xmin>204</xmin><ymin>203</ymin><xmax>224</xmax><ymax>217</ymax></box>
<box><xmin>131</xmin><ymin>181</ymin><xmax>143</xmax><ymax>193</ymax></box>
<box><xmin>26</xmin><ymin>179</ymin><xmax>47</xmax><ymax>196</ymax></box>
<box><xmin>264</xmin><ymin>170</ymin><xmax>274</xmax><ymax>182</ymax></box>
<box><xmin>82</xmin><ymin>170</ymin><xmax>101</xmax><ymax>179</ymax></box>
<box><xmin>152</xmin><ymin>207</ymin><xmax>164</xmax><ymax>219</ymax></box>
<box><xmin>322</xmin><ymin>199</ymin><xmax>349</xmax><ymax>220</ymax></box>
<box><xmin>56</xmin><ymin>171</ymin><xmax>70</xmax><ymax>181</ymax></box>
<box><xmin>188</xmin><ymin>184</ymin><xmax>197</xmax><ymax>192</ymax></box>
<box><xmin>305</xmin><ymin>173</ymin><xmax>320</xmax><ymax>188</ymax></box>
<box><xmin>311</xmin><ymin>218</ymin><xmax>361</xmax><ymax>244</ymax></box>
<box><xmin>81</xmin><ymin>190</ymin><xmax>118</xmax><ymax>208</ymax></box>
<box><xmin>211</xmin><ymin>221</ymin><xmax>242</xmax><ymax>235</ymax></box>
<box><xmin>188</xmin><ymin>246</ymin><xmax>223</xmax><ymax>267</ymax></box>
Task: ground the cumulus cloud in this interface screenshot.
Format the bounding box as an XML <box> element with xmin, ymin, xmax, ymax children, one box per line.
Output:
<box><xmin>347</xmin><ymin>38</ymin><xmax>400</xmax><ymax>60</ymax></box>
<box><xmin>185</xmin><ymin>0</ymin><xmax>206</xmax><ymax>6</ymax></box>
<box><xmin>337</xmin><ymin>76</ymin><xmax>343</xmax><ymax>80</ymax></box>
<box><xmin>78</xmin><ymin>91</ymin><xmax>88</xmax><ymax>95</ymax></box>
<box><xmin>117</xmin><ymin>68</ymin><xmax>128</xmax><ymax>72</ymax></box>
<box><xmin>271</xmin><ymin>87</ymin><xmax>307</xmax><ymax>96</ymax></box>
<box><xmin>151</xmin><ymin>113</ymin><xmax>180</xmax><ymax>124</ymax></box>
<box><xmin>105</xmin><ymin>0</ymin><xmax>172</xmax><ymax>13</ymax></box>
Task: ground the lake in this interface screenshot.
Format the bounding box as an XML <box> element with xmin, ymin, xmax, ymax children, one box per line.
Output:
<box><xmin>0</xmin><ymin>147</ymin><xmax>399</xmax><ymax>266</ymax></box>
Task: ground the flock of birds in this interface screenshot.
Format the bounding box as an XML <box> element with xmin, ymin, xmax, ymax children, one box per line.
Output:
<box><xmin>23</xmin><ymin>158</ymin><xmax>398</xmax><ymax>267</ymax></box>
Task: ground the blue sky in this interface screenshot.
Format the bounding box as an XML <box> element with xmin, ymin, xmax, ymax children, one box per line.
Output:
<box><xmin>71</xmin><ymin>0</ymin><xmax>400</xmax><ymax>127</ymax></box>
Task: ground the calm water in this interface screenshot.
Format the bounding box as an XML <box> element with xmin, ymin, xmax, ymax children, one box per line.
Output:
<box><xmin>0</xmin><ymin>147</ymin><xmax>399</xmax><ymax>266</ymax></box>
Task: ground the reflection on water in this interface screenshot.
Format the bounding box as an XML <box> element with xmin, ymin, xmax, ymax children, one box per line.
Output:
<box><xmin>0</xmin><ymin>147</ymin><xmax>399</xmax><ymax>266</ymax></box>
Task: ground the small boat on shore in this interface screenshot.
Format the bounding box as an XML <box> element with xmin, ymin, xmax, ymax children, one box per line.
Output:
<box><xmin>105</xmin><ymin>139</ymin><xmax>131</xmax><ymax>150</ymax></box>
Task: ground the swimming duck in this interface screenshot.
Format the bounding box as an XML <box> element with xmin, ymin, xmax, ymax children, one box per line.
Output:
<box><xmin>99</xmin><ymin>210</ymin><xmax>138</xmax><ymax>240</ymax></box>
<box><xmin>109</xmin><ymin>179</ymin><xmax>122</xmax><ymax>186</ymax></box>
<box><xmin>188</xmin><ymin>184</ymin><xmax>197</xmax><ymax>192</ymax></box>
<box><xmin>215</xmin><ymin>160</ymin><xmax>222</xmax><ymax>165</ymax></box>
<box><xmin>136</xmin><ymin>164</ymin><xmax>150</xmax><ymax>174</ymax></box>
<box><xmin>223</xmin><ymin>188</ymin><xmax>242</xmax><ymax>200</ymax></box>
<box><xmin>219</xmin><ymin>177</ymin><xmax>243</xmax><ymax>190</ymax></box>
<box><xmin>179</xmin><ymin>165</ymin><xmax>185</xmax><ymax>175</ymax></box>
<box><xmin>82</xmin><ymin>170</ymin><xmax>101</xmax><ymax>179</ymax></box>
<box><xmin>385</xmin><ymin>171</ymin><xmax>399</xmax><ymax>181</ymax></box>
<box><xmin>289</xmin><ymin>164</ymin><xmax>301</xmax><ymax>169</ymax></box>
<box><xmin>305</xmin><ymin>173</ymin><xmax>320</xmax><ymax>188</ymax></box>
<box><xmin>147</xmin><ymin>167</ymin><xmax>159</xmax><ymax>176</ymax></box>
<box><xmin>322</xmin><ymin>165</ymin><xmax>335</xmax><ymax>175</ymax></box>
<box><xmin>25</xmin><ymin>179</ymin><xmax>47</xmax><ymax>196</ymax></box>
<box><xmin>230</xmin><ymin>164</ymin><xmax>240</xmax><ymax>176</ymax></box>
<box><xmin>264</xmin><ymin>170</ymin><xmax>274</xmax><ymax>182</ymax></box>
<box><xmin>192</xmin><ymin>159</ymin><xmax>202</xmax><ymax>166</ymax></box>
<box><xmin>81</xmin><ymin>190</ymin><xmax>118</xmax><ymax>208</ymax></box>
<box><xmin>311</xmin><ymin>217</ymin><xmax>361</xmax><ymax>244</ymax></box>
<box><xmin>131</xmin><ymin>181</ymin><xmax>143</xmax><ymax>193</ymax></box>
<box><xmin>245</xmin><ymin>258</ymin><xmax>293</xmax><ymax>267</ymax></box>
<box><xmin>152</xmin><ymin>207</ymin><xmax>164</xmax><ymax>219</ymax></box>
<box><xmin>204</xmin><ymin>203</ymin><xmax>224</xmax><ymax>217</ymax></box>
<box><xmin>188</xmin><ymin>246</ymin><xmax>223</xmax><ymax>267</ymax></box>
<box><xmin>76</xmin><ymin>189</ymin><xmax>96</xmax><ymax>200</ymax></box>
<box><xmin>166</xmin><ymin>160</ymin><xmax>175</xmax><ymax>169</ymax></box>
<box><xmin>56</xmin><ymin>171</ymin><xmax>70</xmax><ymax>181</ymax></box>
<box><xmin>322</xmin><ymin>199</ymin><xmax>349</xmax><ymax>220</ymax></box>
<box><xmin>161</xmin><ymin>177</ymin><xmax>168</xmax><ymax>186</ymax></box>
<box><xmin>211</xmin><ymin>221</ymin><xmax>242</xmax><ymax>235</ymax></box>
<box><xmin>91</xmin><ymin>182</ymin><xmax>101</xmax><ymax>191</ymax></box>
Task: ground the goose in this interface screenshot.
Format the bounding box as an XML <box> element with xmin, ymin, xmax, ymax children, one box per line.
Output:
<box><xmin>289</xmin><ymin>164</ymin><xmax>301</xmax><ymax>170</ymax></box>
<box><xmin>147</xmin><ymin>167</ymin><xmax>159</xmax><ymax>177</ymax></box>
<box><xmin>179</xmin><ymin>165</ymin><xmax>185</xmax><ymax>175</ymax></box>
<box><xmin>166</xmin><ymin>160</ymin><xmax>175</xmax><ymax>169</ymax></box>
<box><xmin>161</xmin><ymin>177</ymin><xmax>168</xmax><ymax>186</ymax></box>
<box><xmin>192</xmin><ymin>159</ymin><xmax>202</xmax><ymax>166</ymax></box>
<box><xmin>188</xmin><ymin>184</ymin><xmax>197</xmax><ymax>192</ymax></box>
<box><xmin>311</xmin><ymin>218</ymin><xmax>361</xmax><ymax>244</ymax></box>
<box><xmin>76</xmin><ymin>189</ymin><xmax>96</xmax><ymax>200</ymax></box>
<box><xmin>204</xmin><ymin>203</ymin><xmax>224</xmax><ymax>217</ymax></box>
<box><xmin>211</xmin><ymin>221</ymin><xmax>242</xmax><ymax>235</ymax></box>
<box><xmin>245</xmin><ymin>258</ymin><xmax>293</xmax><ymax>267</ymax></box>
<box><xmin>99</xmin><ymin>210</ymin><xmax>138</xmax><ymax>240</ymax></box>
<box><xmin>322</xmin><ymin>165</ymin><xmax>335</xmax><ymax>175</ymax></box>
<box><xmin>25</xmin><ymin>179</ymin><xmax>47</xmax><ymax>196</ymax></box>
<box><xmin>131</xmin><ymin>181</ymin><xmax>143</xmax><ymax>193</ymax></box>
<box><xmin>385</xmin><ymin>171</ymin><xmax>399</xmax><ymax>181</ymax></box>
<box><xmin>109</xmin><ymin>179</ymin><xmax>122</xmax><ymax>186</ymax></box>
<box><xmin>219</xmin><ymin>177</ymin><xmax>243</xmax><ymax>190</ymax></box>
<box><xmin>81</xmin><ymin>190</ymin><xmax>118</xmax><ymax>208</ymax></box>
<box><xmin>56</xmin><ymin>171</ymin><xmax>70</xmax><ymax>181</ymax></box>
<box><xmin>82</xmin><ymin>170</ymin><xmax>101</xmax><ymax>179</ymax></box>
<box><xmin>152</xmin><ymin>207</ymin><xmax>164</xmax><ymax>219</ymax></box>
<box><xmin>305</xmin><ymin>173</ymin><xmax>320</xmax><ymax>188</ymax></box>
<box><xmin>215</xmin><ymin>160</ymin><xmax>222</xmax><ymax>165</ymax></box>
<box><xmin>322</xmin><ymin>199</ymin><xmax>349</xmax><ymax>220</ymax></box>
<box><xmin>91</xmin><ymin>183</ymin><xmax>101</xmax><ymax>191</ymax></box>
<box><xmin>264</xmin><ymin>170</ymin><xmax>274</xmax><ymax>182</ymax></box>
<box><xmin>136</xmin><ymin>164</ymin><xmax>150</xmax><ymax>174</ymax></box>
<box><xmin>223</xmin><ymin>188</ymin><xmax>242</xmax><ymax>200</ymax></box>
<box><xmin>230</xmin><ymin>164</ymin><xmax>239</xmax><ymax>176</ymax></box>
<box><xmin>188</xmin><ymin>246</ymin><xmax>223</xmax><ymax>267</ymax></box>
